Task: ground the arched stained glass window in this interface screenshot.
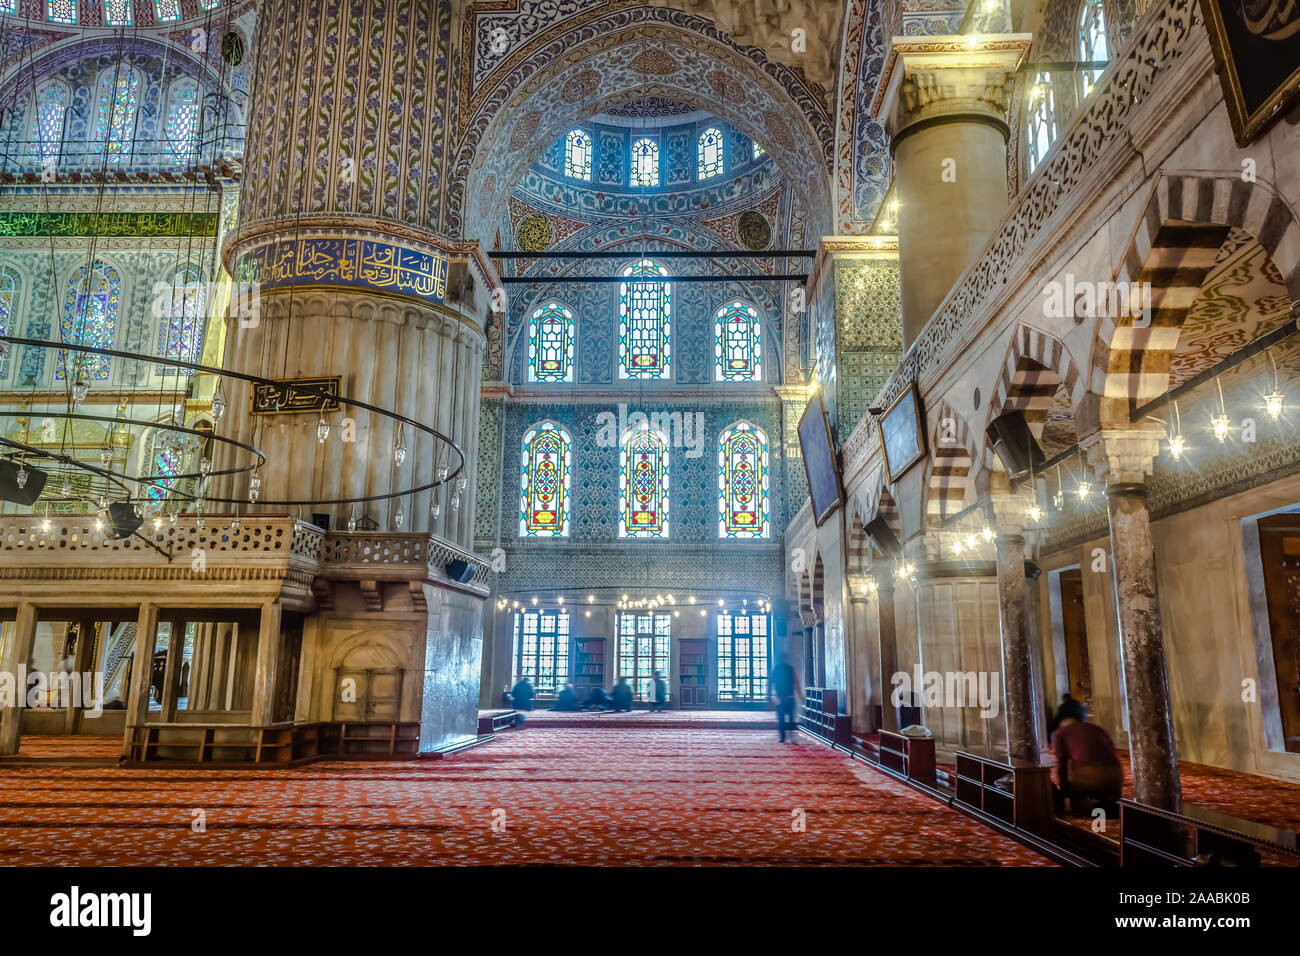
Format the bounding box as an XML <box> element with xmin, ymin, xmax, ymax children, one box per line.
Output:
<box><xmin>146</xmin><ymin>440</ymin><xmax>181</xmax><ymax>502</ymax></box>
<box><xmin>199</xmin><ymin>0</ymin><xmax>219</xmax><ymax>9</ymax></box>
<box><xmin>620</xmin><ymin>426</ymin><xmax>668</xmax><ymax>538</ymax></box>
<box><xmin>718</xmin><ymin>421</ymin><xmax>769</xmax><ymax>538</ymax></box>
<box><xmin>619</xmin><ymin>259</ymin><xmax>671</xmax><ymax>379</ymax></box>
<box><xmin>0</xmin><ymin>269</ymin><xmax>16</xmax><ymax>378</ymax></box>
<box><xmin>59</xmin><ymin>260</ymin><xmax>121</xmax><ymax>382</ymax></box>
<box><xmin>154</xmin><ymin>0</ymin><xmax>180</xmax><ymax>20</ymax></box>
<box><xmin>528</xmin><ymin>301</ymin><xmax>574</xmax><ymax>383</ymax></box>
<box><xmin>520</xmin><ymin>422</ymin><xmax>571</xmax><ymax>537</ymax></box>
<box><xmin>1026</xmin><ymin>72</ymin><xmax>1057</xmax><ymax>174</ymax></box>
<box><xmin>631</xmin><ymin>138</ymin><xmax>659</xmax><ymax>187</ymax></box>
<box><xmin>1079</xmin><ymin>0</ymin><xmax>1109</xmax><ymax>96</ymax></box>
<box><xmin>698</xmin><ymin>127</ymin><xmax>723</xmax><ymax>179</ymax></box>
<box><xmin>714</xmin><ymin>300</ymin><xmax>761</xmax><ymax>382</ymax></box>
<box><xmin>753</xmin><ymin>141</ymin><xmax>764</xmax><ymax>160</ymax></box>
<box><xmin>92</xmin><ymin>65</ymin><xmax>141</xmax><ymax>160</ymax></box>
<box><xmin>157</xmin><ymin>267</ymin><xmax>206</xmax><ymax>375</ymax></box>
<box><xmin>564</xmin><ymin>129</ymin><xmax>592</xmax><ymax>181</ymax></box>
<box><xmin>29</xmin><ymin>81</ymin><xmax>68</xmax><ymax>165</ymax></box>
<box><xmin>47</xmin><ymin>0</ymin><xmax>76</xmax><ymax>23</ymax></box>
<box><xmin>104</xmin><ymin>0</ymin><xmax>131</xmax><ymax>25</ymax></box>
<box><xmin>165</xmin><ymin>78</ymin><xmax>200</xmax><ymax>164</ymax></box>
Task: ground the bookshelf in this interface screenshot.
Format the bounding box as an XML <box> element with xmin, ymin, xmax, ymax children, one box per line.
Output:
<box><xmin>573</xmin><ymin>637</ymin><xmax>606</xmax><ymax>698</ymax></box>
<box><xmin>678</xmin><ymin>639</ymin><xmax>708</xmax><ymax>708</ymax></box>
<box><xmin>877</xmin><ymin>729</ymin><xmax>936</xmax><ymax>786</ymax></box>
<box><xmin>953</xmin><ymin>750</ymin><xmax>1052</xmax><ymax>834</ymax></box>
<box><xmin>800</xmin><ymin>688</ymin><xmax>851</xmax><ymax>745</ymax></box>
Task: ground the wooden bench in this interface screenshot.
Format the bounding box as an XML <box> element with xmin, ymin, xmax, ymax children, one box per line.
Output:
<box><xmin>477</xmin><ymin>710</ymin><xmax>519</xmax><ymax>735</ymax></box>
<box><xmin>953</xmin><ymin>750</ymin><xmax>1053</xmax><ymax>835</ymax></box>
<box><xmin>1120</xmin><ymin>799</ymin><xmax>1300</xmax><ymax>867</ymax></box>
<box><xmin>799</xmin><ymin>688</ymin><xmax>851</xmax><ymax>746</ymax></box>
<box><xmin>876</xmin><ymin>730</ymin><xmax>936</xmax><ymax>787</ymax></box>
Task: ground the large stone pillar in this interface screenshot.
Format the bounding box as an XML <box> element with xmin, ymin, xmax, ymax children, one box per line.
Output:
<box><xmin>216</xmin><ymin>0</ymin><xmax>495</xmax><ymax>542</ymax></box>
<box><xmin>0</xmin><ymin>602</ymin><xmax>37</xmax><ymax>755</ymax></box>
<box><xmin>875</xmin><ymin>568</ymin><xmax>900</xmax><ymax>731</ymax></box>
<box><xmin>1084</xmin><ymin>430</ymin><xmax>1182</xmax><ymax>810</ymax></box>
<box><xmin>873</xmin><ymin>35</ymin><xmax>1030</xmax><ymax>344</ymax></box>
<box><xmin>122</xmin><ymin>603</ymin><xmax>158</xmax><ymax>760</ymax></box>
<box><xmin>994</xmin><ymin>530</ymin><xmax>1038</xmax><ymax>763</ymax></box>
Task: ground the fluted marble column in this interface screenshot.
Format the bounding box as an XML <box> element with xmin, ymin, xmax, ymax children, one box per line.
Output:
<box><xmin>873</xmin><ymin>34</ymin><xmax>1031</xmax><ymax>344</ymax></box>
<box><xmin>1085</xmin><ymin>430</ymin><xmax>1182</xmax><ymax>810</ymax></box>
<box><xmin>216</xmin><ymin>0</ymin><xmax>493</xmax><ymax>544</ymax></box>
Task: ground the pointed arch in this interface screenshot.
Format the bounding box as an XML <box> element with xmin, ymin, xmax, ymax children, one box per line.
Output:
<box><xmin>92</xmin><ymin>63</ymin><xmax>141</xmax><ymax>159</ymax></box>
<box><xmin>714</xmin><ymin>299</ymin><xmax>762</xmax><ymax>382</ymax></box>
<box><xmin>1090</xmin><ymin>174</ymin><xmax>1300</xmax><ymax>430</ymax></box>
<box><xmin>619</xmin><ymin>259</ymin><xmax>672</xmax><ymax>380</ymax></box>
<box><xmin>527</xmin><ymin>300</ymin><xmax>576</xmax><ymax>383</ymax></box>
<box><xmin>520</xmin><ymin>421</ymin><xmax>571</xmax><ymax>537</ymax></box>
<box><xmin>59</xmin><ymin>259</ymin><xmax>122</xmax><ymax>382</ymax></box>
<box><xmin>698</xmin><ymin>126</ymin><xmax>724</xmax><ymax>179</ymax></box>
<box><xmin>164</xmin><ymin>76</ymin><xmax>200</xmax><ymax>164</ymax></box>
<box><xmin>156</xmin><ymin>264</ymin><xmax>206</xmax><ymax>374</ymax></box>
<box><xmin>718</xmin><ymin>420</ymin><xmax>769</xmax><ymax>538</ymax></box>
<box><xmin>29</xmin><ymin>78</ymin><xmax>69</xmax><ymax>165</ymax></box>
<box><xmin>984</xmin><ymin>325</ymin><xmax>1086</xmax><ymax>471</ymax></box>
<box><xmin>928</xmin><ymin>400</ymin><xmax>977</xmax><ymax>527</ymax></box>
<box><xmin>619</xmin><ymin>424</ymin><xmax>669</xmax><ymax>538</ymax></box>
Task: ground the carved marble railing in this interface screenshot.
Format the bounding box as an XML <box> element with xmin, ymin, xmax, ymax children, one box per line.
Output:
<box><xmin>319</xmin><ymin>532</ymin><xmax>428</xmax><ymax>573</ymax></box>
<box><xmin>0</xmin><ymin>515</ymin><xmax>323</xmax><ymax>565</ymax></box>
<box><xmin>842</xmin><ymin>0</ymin><xmax>1203</xmax><ymax>467</ymax></box>
<box><xmin>427</xmin><ymin>536</ymin><xmax>494</xmax><ymax>592</ymax></box>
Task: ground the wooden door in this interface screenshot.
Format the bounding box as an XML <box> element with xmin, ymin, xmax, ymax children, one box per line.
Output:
<box><xmin>1058</xmin><ymin>570</ymin><xmax>1093</xmax><ymax>710</ymax></box>
<box><xmin>1257</xmin><ymin>515</ymin><xmax>1300</xmax><ymax>753</ymax></box>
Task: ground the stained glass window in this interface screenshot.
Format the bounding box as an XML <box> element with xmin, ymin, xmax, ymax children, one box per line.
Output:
<box><xmin>698</xmin><ymin>127</ymin><xmax>723</xmax><ymax>179</ymax></box>
<box><xmin>618</xmin><ymin>612</ymin><xmax>670</xmax><ymax>699</ymax></box>
<box><xmin>717</xmin><ymin>611</ymin><xmax>770</xmax><ymax>702</ymax></box>
<box><xmin>199</xmin><ymin>0</ymin><xmax>219</xmax><ymax>8</ymax></box>
<box><xmin>104</xmin><ymin>0</ymin><xmax>131</xmax><ymax>24</ymax></box>
<box><xmin>146</xmin><ymin>441</ymin><xmax>181</xmax><ymax>501</ymax></box>
<box><xmin>157</xmin><ymin>267</ymin><xmax>206</xmax><ymax>375</ymax></box>
<box><xmin>527</xmin><ymin>302</ymin><xmax>574</xmax><ymax>383</ymax></box>
<box><xmin>714</xmin><ymin>300</ymin><xmax>761</xmax><ymax>382</ymax></box>
<box><xmin>1026</xmin><ymin>72</ymin><xmax>1057</xmax><ymax>174</ymax></box>
<box><xmin>59</xmin><ymin>260</ymin><xmax>121</xmax><ymax>382</ymax></box>
<box><xmin>1079</xmin><ymin>0</ymin><xmax>1108</xmax><ymax>96</ymax></box>
<box><xmin>47</xmin><ymin>0</ymin><xmax>76</xmax><ymax>23</ymax></box>
<box><xmin>0</xmin><ymin>270</ymin><xmax>16</xmax><ymax>378</ymax></box>
<box><xmin>513</xmin><ymin>609</ymin><xmax>570</xmax><ymax>696</ymax></box>
<box><xmin>165</xmin><ymin>78</ymin><xmax>200</xmax><ymax>164</ymax></box>
<box><xmin>620</xmin><ymin>425</ymin><xmax>668</xmax><ymax>538</ymax></box>
<box><xmin>92</xmin><ymin>65</ymin><xmax>141</xmax><ymax>160</ymax></box>
<box><xmin>618</xmin><ymin>259</ymin><xmax>671</xmax><ymax>379</ymax></box>
<box><xmin>631</xmin><ymin>137</ymin><xmax>659</xmax><ymax>187</ymax></box>
<box><xmin>154</xmin><ymin>0</ymin><xmax>179</xmax><ymax>20</ymax></box>
<box><xmin>753</xmin><ymin>141</ymin><xmax>764</xmax><ymax>160</ymax></box>
<box><xmin>718</xmin><ymin>421</ymin><xmax>769</xmax><ymax>538</ymax></box>
<box><xmin>30</xmin><ymin>81</ymin><xmax>68</xmax><ymax>164</ymax></box>
<box><xmin>564</xmin><ymin>129</ymin><xmax>592</xmax><ymax>181</ymax></box>
<box><xmin>2</xmin><ymin>0</ymin><xmax>16</xmax><ymax>13</ymax></box>
<box><xmin>519</xmin><ymin>421</ymin><xmax>571</xmax><ymax>537</ymax></box>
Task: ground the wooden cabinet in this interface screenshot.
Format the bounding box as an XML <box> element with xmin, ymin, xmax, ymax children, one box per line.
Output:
<box><xmin>953</xmin><ymin>750</ymin><xmax>1052</xmax><ymax>834</ymax></box>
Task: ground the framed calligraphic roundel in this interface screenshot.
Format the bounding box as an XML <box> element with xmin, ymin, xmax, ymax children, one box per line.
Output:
<box><xmin>222</xmin><ymin>31</ymin><xmax>245</xmax><ymax>68</ymax></box>
<box><xmin>1200</xmin><ymin>0</ymin><xmax>1300</xmax><ymax>145</ymax></box>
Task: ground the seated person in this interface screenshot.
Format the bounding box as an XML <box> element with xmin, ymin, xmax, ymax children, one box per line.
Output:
<box><xmin>583</xmin><ymin>686</ymin><xmax>612</xmax><ymax>711</ymax></box>
<box><xmin>551</xmin><ymin>683</ymin><xmax>582</xmax><ymax>712</ymax></box>
<box><xmin>610</xmin><ymin>677</ymin><xmax>634</xmax><ymax>713</ymax></box>
<box><xmin>511</xmin><ymin>677</ymin><xmax>536</xmax><ymax>712</ymax></box>
<box><xmin>1050</xmin><ymin>699</ymin><xmax>1122</xmax><ymax>817</ymax></box>
<box><xmin>649</xmin><ymin>671</ymin><xmax>669</xmax><ymax>712</ymax></box>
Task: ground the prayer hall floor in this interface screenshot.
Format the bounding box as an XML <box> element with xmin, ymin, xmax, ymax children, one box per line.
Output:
<box><xmin>0</xmin><ymin>726</ymin><xmax>1051</xmax><ymax>866</ymax></box>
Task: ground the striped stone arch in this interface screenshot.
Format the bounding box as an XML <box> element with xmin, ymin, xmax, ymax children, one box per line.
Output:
<box><xmin>799</xmin><ymin>568</ymin><xmax>813</xmax><ymax>617</ymax></box>
<box><xmin>811</xmin><ymin>554</ymin><xmax>825</xmax><ymax>620</ymax></box>
<box><xmin>1091</xmin><ymin>173</ymin><xmax>1300</xmax><ymax>427</ymax></box>
<box><xmin>927</xmin><ymin>400</ymin><xmax>978</xmax><ymax>527</ymax></box>
<box><xmin>983</xmin><ymin>324</ymin><xmax>1086</xmax><ymax>470</ymax></box>
<box><xmin>847</xmin><ymin>512</ymin><xmax>869</xmax><ymax>576</ymax></box>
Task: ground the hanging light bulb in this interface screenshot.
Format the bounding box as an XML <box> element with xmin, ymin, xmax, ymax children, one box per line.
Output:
<box><xmin>71</xmin><ymin>373</ymin><xmax>90</xmax><ymax>406</ymax></box>
<box><xmin>210</xmin><ymin>388</ymin><xmax>226</xmax><ymax>423</ymax></box>
<box><xmin>199</xmin><ymin>457</ymin><xmax>212</xmax><ymax>476</ymax></box>
<box><xmin>437</xmin><ymin>464</ymin><xmax>449</xmax><ymax>482</ymax></box>
<box><xmin>1076</xmin><ymin>480</ymin><xmax>1092</xmax><ymax>500</ymax></box>
<box><xmin>1028</xmin><ymin>504</ymin><xmax>1043</xmax><ymax>523</ymax></box>
<box><xmin>16</xmin><ymin>464</ymin><xmax>28</xmax><ymax>489</ymax></box>
<box><xmin>41</xmin><ymin>515</ymin><xmax>51</xmax><ymax>532</ymax></box>
<box><xmin>1212</xmin><ymin>379</ymin><xmax>1230</xmax><ymax>443</ymax></box>
<box><xmin>230</xmin><ymin>515</ymin><xmax>241</xmax><ymax>533</ymax></box>
<box><xmin>1265</xmin><ymin>391</ymin><xmax>1285</xmax><ymax>422</ymax></box>
<box><xmin>347</xmin><ymin>513</ymin><xmax>357</xmax><ymax>533</ymax></box>
<box><xmin>1168</xmin><ymin>433</ymin><xmax>1186</xmax><ymax>461</ymax></box>
<box><xmin>94</xmin><ymin>516</ymin><xmax>103</xmax><ymax>532</ymax></box>
<box><xmin>981</xmin><ymin>525</ymin><xmax>994</xmax><ymax>542</ymax></box>
<box><xmin>61</xmin><ymin>475</ymin><xmax>72</xmax><ymax>497</ymax></box>
<box><xmin>1211</xmin><ymin>414</ymin><xmax>1231</xmax><ymax>443</ymax></box>
<box><xmin>952</xmin><ymin>538</ymin><xmax>964</xmax><ymax>555</ymax></box>
<box><xmin>393</xmin><ymin>426</ymin><xmax>407</xmax><ymax>467</ymax></box>
<box><xmin>456</xmin><ymin>476</ymin><xmax>467</xmax><ymax>492</ymax></box>
<box><xmin>964</xmin><ymin>533</ymin><xmax>977</xmax><ymax>550</ymax></box>
<box><xmin>394</xmin><ymin>501</ymin><xmax>405</xmax><ymax>528</ymax></box>
<box><xmin>100</xmin><ymin>436</ymin><xmax>114</xmax><ymax>466</ymax></box>
<box><xmin>317</xmin><ymin>416</ymin><xmax>330</xmax><ymax>443</ymax></box>
<box><xmin>430</xmin><ymin>502</ymin><xmax>441</xmax><ymax>520</ymax></box>
<box><xmin>450</xmin><ymin>493</ymin><xmax>461</xmax><ymax>510</ymax></box>
<box><xmin>153</xmin><ymin>516</ymin><xmax>163</xmax><ymax>530</ymax></box>
<box><xmin>248</xmin><ymin>472</ymin><xmax>262</xmax><ymax>503</ymax></box>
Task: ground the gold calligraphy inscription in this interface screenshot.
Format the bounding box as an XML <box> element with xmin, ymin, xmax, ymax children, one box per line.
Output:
<box><xmin>250</xmin><ymin>376</ymin><xmax>342</xmax><ymax>416</ymax></box>
<box><xmin>238</xmin><ymin>237</ymin><xmax>450</xmax><ymax>303</ymax></box>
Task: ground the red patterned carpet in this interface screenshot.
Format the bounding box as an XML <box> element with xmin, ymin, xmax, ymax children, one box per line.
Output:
<box><xmin>14</xmin><ymin>734</ymin><xmax>121</xmax><ymax>759</ymax></box>
<box><xmin>513</xmin><ymin>708</ymin><xmax>776</xmax><ymax>729</ymax></box>
<box><xmin>0</xmin><ymin>726</ymin><xmax>1051</xmax><ymax>866</ymax></box>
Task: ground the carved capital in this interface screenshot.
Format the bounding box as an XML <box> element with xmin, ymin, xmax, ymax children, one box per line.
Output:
<box><xmin>1081</xmin><ymin>427</ymin><xmax>1166</xmax><ymax>487</ymax></box>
